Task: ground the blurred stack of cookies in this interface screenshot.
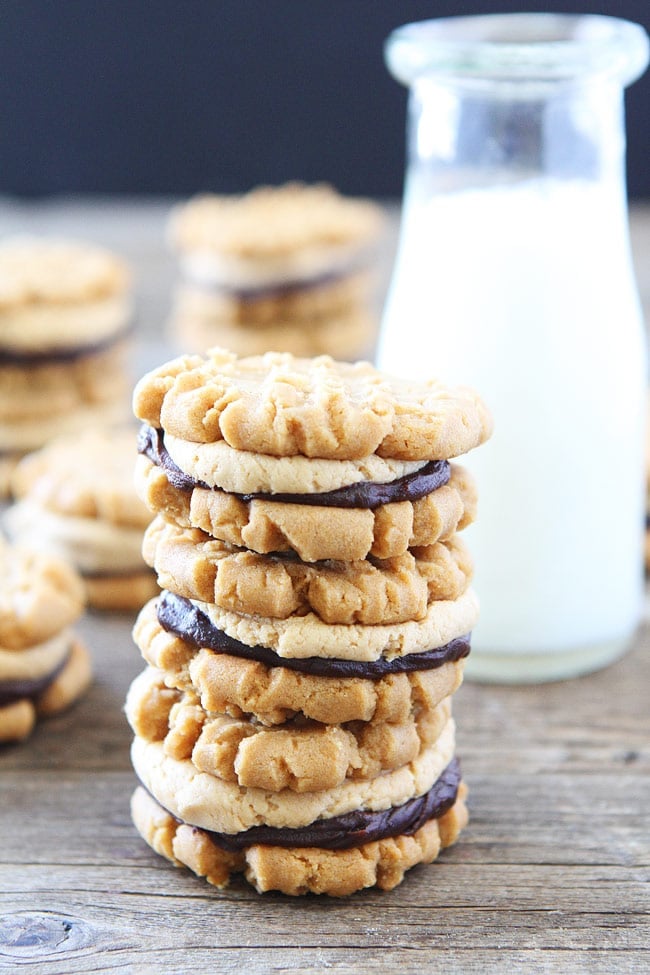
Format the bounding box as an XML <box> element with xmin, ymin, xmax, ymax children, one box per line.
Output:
<box><xmin>0</xmin><ymin>237</ymin><xmax>133</xmax><ymax>493</ymax></box>
<box><xmin>167</xmin><ymin>183</ymin><xmax>384</xmax><ymax>360</ymax></box>
<box><xmin>126</xmin><ymin>348</ymin><xmax>491</xmax><ymax>896</ymax></box>
<box><xmin>4</xmin><ymin>428</ymin><xmax>158</xmax><ymax>611</ymax></box>
<box><xmin>0</xmin><ymin>539</ymin><xmax>91</xmax><ymax>743</ymax></box>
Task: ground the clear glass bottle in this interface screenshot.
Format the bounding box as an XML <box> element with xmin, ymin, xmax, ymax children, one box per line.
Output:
<box><xmin>377</xmin><ymin>14</ymin><xmax>649</xmax><ymax>682</ymax></box>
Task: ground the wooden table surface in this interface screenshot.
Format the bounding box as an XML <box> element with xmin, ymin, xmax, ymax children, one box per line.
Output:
<box><xmin>1</xmin><ymin>199</ymin><xmax>649</xmax><ymax>975</ymax></box>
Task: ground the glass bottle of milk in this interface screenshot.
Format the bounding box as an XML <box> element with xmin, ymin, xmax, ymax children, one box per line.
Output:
<box><xmin>378</xmin><ymin>14</ymin><xmax>650</xmax><ymax>682</ymax></box>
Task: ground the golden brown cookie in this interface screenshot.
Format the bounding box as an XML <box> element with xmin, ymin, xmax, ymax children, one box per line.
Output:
<box><xmin>131</xmin><ymin>779</ymin><xmax>468</xmax><ymax>896</ymax></box>
<box><xmin>0</xmin><ymin>541</ymin><xmax>89</xmax><ymax>741</ymax></box>
<box><xmin>167</xmin><ymin>185</ymin><xmax>384</xmax><ymax>361</ymax></box>
<box><xmin>0</xmin><ymin>340</ymin><xmax>131</xmax><ymax>423</ymax></box>
<box><xmin>82</xmin><ymin>571</ymin><xmax>159</xmax><ymax>612</ymax></box>
<box><xmin>0</xmin><ymin>398</ymin><xmax>131</xmax><ymax>455</ymax></box>
<box><xmin>172</xmin><ymin>271</ymin><xmax>374</xmax><ymax>328</ymax></box>
<box><xmin>10</xmin><ymin>428</ymin><xmax>147</xmax><ymax>525</ymax></box>
<box><xmin>0</xmin><ymin>236</ymin><xmax>129</xmax><ymax>306</ymax></box>
<box><xmin>5</xmin><ymin>428</ymin><xmax>157</xmax><ymax>611</ymax></box>
<box><xmin>0</xmin><ymin>630</ymin><xmax>72</xmax><ymax>683</ymax></box>
<box><xmin>35</xmin><ymin>638</ymin><xmax>92</xmax><ymax>716</ymax></box>
<box><xmin>131</xmin><ymin>714</ymin><xmax>456</xmax><ymax>833</ymax></box>
<box><xmin>0</xmin><ymin>540</ymin><xmax>85</xmax><ymax>650</ymax></box>
<box><xmin>126</xmin><ymin>665</ymin><xmax>453</xmax><ymax>793</ymax></box>
<box><xmin>133</xmin><ymin>599</ymin><xmax>466</xmax><ymax>727</ymax></box>
<box><xmin>0</xmin><ymin>638</ymin><xmax>91</xmax><ymax>743</ymax></box>
<box><xmin>0</xmin><ymin>236</ymin><xmax>131</xmax><ymax>350</ymax></box>
<box><xmin>171</xmin><ymin>307</ymin><xmax>377</xmax><ymax>361</ymax></box>
<box><xmin>142</xmin><ymin>515</ymin><xmax>472</xmax><ymax>624</ymax></box>
<box><xmin>135</xmin><ymin>455</ymin><xmax>476</xmax><ymax>563</ymax></box>
<box><xmin>0</xmin><ymin>238</ymin><xmax>133</xmax><ymax>461</ymax></box>
<box><xmin>155</xmin><ymin>581</ymin><xmax>478</xmax><ymax>663</ymax></box>
<box><xmin>169</xmin><ymin>183</ymin><xmax>383</xmax><ymax>269</ymax></box>
<box><xmin>0</xmin><ymin>699</ymin><xmax>36</xmax><ymax>743</ymax></box>
<box><xmin>132</xmin><ymin>349</ymin><xmax>492</xmax><ymax>461</ymax></box>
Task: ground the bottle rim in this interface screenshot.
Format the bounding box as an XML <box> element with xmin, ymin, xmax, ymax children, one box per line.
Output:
<box><xmin>386</xmin><ymin>13</ymin><xmax>649</xmax><ymax>90</ymax></box>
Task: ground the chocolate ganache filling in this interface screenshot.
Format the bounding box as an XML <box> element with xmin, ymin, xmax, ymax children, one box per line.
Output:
<box><xmin>138</xmin><ymin>424</ymin><xmax>450</xmax><ymax>507</ymax></box>
<box><xmin>0</xmin><ymin>652</ymin><xmax>70</xmax><ymax>707</ymax></box>
<box><xmin>187</xmin><ymin>264</ymin><xmax>355</xmax><ymax>302</ymax></box>
<box><xmin>0</xmin><ymin>321</ymin><xmax>133</xmax><ymax>366</ymax></box>
<box><xmin>146</xmin><ymin>758</ymin><xmax>461</xmax><ymax>851</ymax></box>
<box><xmin>158</xmin><ymin>590</ymin><xmax>471</xmax><ymax>679</ymax></box>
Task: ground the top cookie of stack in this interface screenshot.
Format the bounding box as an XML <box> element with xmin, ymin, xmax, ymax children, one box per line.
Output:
<box><xmin>167</xmin><ymin>183</ymin><xmax>384</xmax><ymax>360</ymax></box>
<box><xmin>0</xmin><ymin>237</ymin><xmax>133</xmax><ymax>491</ymax></box>
<box><xmin>134</xmin><ymin>347</ymin><xmax>491</xmax><ymax>570</ymax></box>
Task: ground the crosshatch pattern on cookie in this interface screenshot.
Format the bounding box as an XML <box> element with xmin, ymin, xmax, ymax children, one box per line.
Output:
<box><xmin>163</xmin><ymin>585</ymin><xmax>479</xmax><ymax>662</ymax></box>
<box><xmin>126</xmin><ymin>664</ymin><xmax>453</xmax><ymax>793</ymax></box>
<box><xmin>130</xmin><ymin>716</ymin><xmax>456</xmax><ymax>834</ymax></box>
<box><xmin>132</xmin><ymin>349</ymin><xmax>492</xmax><ymax>460</ymax></box>
<box><xmin>142</xmin><ymin>515</ymin><xmax>473</xmax><ymax>625</ymax></box>
<box><xmin>135</xmin><ymin>453</ymin><xmax>476</xmax><ymax>563</ymax></box>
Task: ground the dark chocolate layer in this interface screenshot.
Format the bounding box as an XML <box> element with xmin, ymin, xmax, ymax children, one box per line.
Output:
<box><xmin>138</xmin><ymin>424</ymin><xmax>450</xmax><ymax>508</ymax></box>
<box><xmin>185</xmin><ymin>264</ymin><xmax>353</xmax><ymax>302</ymax></box>
<box><xmin>0</xmin><ymin>652</ymin><xmax>70</xmax><ymax>707</ymax></box>
<box><xmin>157</xmin><ymin>590</ymin><xmax>471</xmax><ymax>679</ymax></box>
<box><xmin>150</xmin><ymin>758</ymin><xmax>461</xmax><ymax>852</ymax></box>
<box><xmin>0</xmin><ymin>321</ymin><xmax>133</xmax><ymax>366</ymax></box>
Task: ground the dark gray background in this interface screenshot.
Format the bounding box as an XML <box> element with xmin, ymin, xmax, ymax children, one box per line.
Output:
<box><xmin>2</xmin><ymin>0</ymin><xmax>649</xmax><ymax>198</ymax></box>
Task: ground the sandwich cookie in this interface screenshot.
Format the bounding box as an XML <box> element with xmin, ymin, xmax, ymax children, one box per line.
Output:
<box><xmin>126</xmin><ymin>664</ymin><xmax>453</xmax><ymax>793</ymax></box>
<box><xmin>142</xmin><ymin>514</ymin><xmax>473</xmax><ymax>624</ymax></box>
<box><xmin>5</xmin><ymin>429</ymin><xmax>158</xmax><ymax>610</ymax></box>
<box><xmin>167</xmin><ymin>183</ymin><xmax>385</xmax><ymax>360</ymax></box>
<box><xmin>0</xmin><ymin>540</ymin><xmax>90</xmax><ymax>742</ymax></box>
<box><xmin>135</xmin><ymin>428</ymin><xmax>478</xmax><ymax>563</ymax></box>
<box><xmin>0</xmin><ymin>236</ymin><xmax>133</xmax><ymax>487</ymax></box>
<box><xmin>129</xmin><ymin>715</ymin><xmax>466</xmax><ymax>896</ymax></box>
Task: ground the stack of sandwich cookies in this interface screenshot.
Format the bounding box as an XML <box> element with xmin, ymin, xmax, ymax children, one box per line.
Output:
<box><xmin>128</xmin><ymin>348</ymin><xmax>491</xmax><ymax>895</ymax></box>
<box><xmin>0</xmin><ymin>237</ymin><xmax>133</xmax><ymax>492</ymax></box>
<box><xmin>168</xmin><ymin>183</ymin><xmax>383</xmax><ymax>359</ymax></box>
<box><xmin>0</xmin><ymin>540</ymin><xmax>91</xmax><ymax>742</ymax></box>
<box><xmin>5</xmin><ymin>429</ymin><xmax>158</xmax><ymax>611</ymax></box>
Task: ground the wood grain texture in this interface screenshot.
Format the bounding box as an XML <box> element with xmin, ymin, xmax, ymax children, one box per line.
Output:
<box><xmin>1</xmin><ymin>199</ymin><xmax>649</xmax><ymax>974</ymax></box>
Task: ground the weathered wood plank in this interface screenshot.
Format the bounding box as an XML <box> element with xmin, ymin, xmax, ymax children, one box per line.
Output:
<box><xmin>0</xmin><ymin>908</ymin><xmax>648</xmax><ymax>975</ymax></box>
<box><xmin>2</xmin><ymin>865</ymin><xmax>649</xmax><ymax>928</ymax></box>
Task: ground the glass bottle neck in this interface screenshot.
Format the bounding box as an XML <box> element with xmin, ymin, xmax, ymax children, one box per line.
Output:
<box><xmin>407</xmin><ymin>77</ymin><xmax>628</xmax><ymax>193</ymax></box>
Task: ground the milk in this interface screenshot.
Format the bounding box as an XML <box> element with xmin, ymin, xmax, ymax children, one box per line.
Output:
<box><xmin>378</xmin><ymin>176</ymin><xmax>646</xmax><ymax>680</ymax></box>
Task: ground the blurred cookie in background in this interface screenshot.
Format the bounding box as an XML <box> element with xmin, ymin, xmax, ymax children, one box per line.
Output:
<box><xmin>5</xmin><ymin>428</ymin><xmax>157</xmax><ymax>611</ymax></box>
<box><xmin>167</xmin><ymin>182</ymin><xmax>384</xmax><ymax>360</ymax></box>
<box><xmin>0</xmin><ymin>237</ymin><xmax>134</xmax><ymax>491</ymax></box>
<box><xmin>0</xmin><ymin>539</ymin><xmax>90</xmax><ymax>743</ymax></box>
